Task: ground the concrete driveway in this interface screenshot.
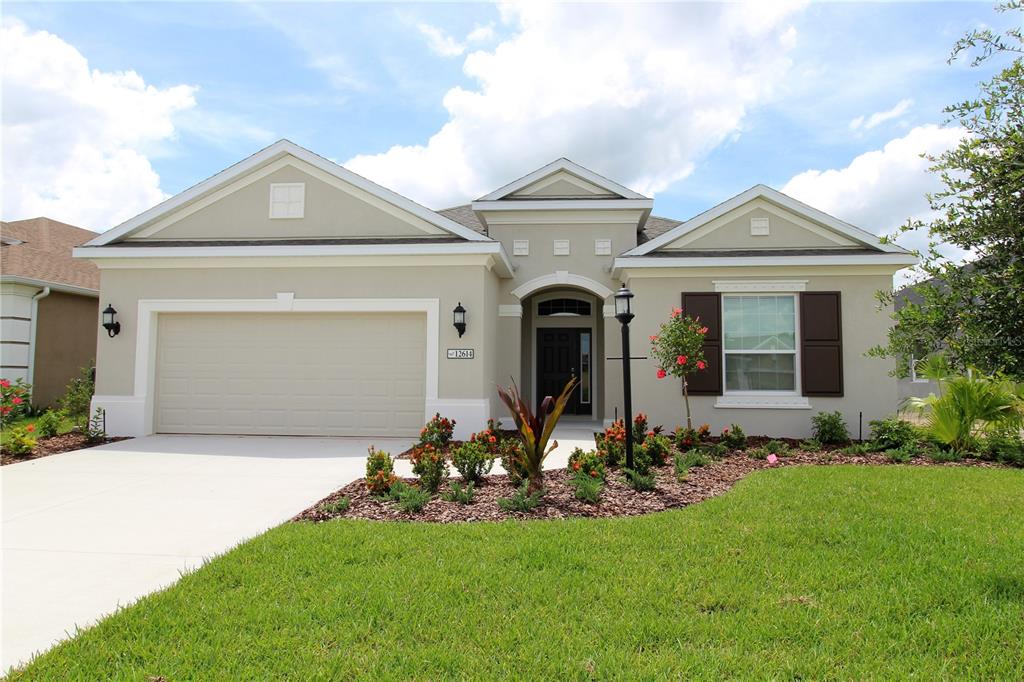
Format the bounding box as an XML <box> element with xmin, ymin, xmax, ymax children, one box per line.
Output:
<box><xmin>1</xmin><ymin>434</ymin><xmax>414</xmax><ymax>672</ymax></box>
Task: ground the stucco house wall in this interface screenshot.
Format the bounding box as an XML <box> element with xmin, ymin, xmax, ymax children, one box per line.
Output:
<box><xmin>32</xmin><ymin>291</ymin><xmax>98</xmax><ymax>407</ymax></box>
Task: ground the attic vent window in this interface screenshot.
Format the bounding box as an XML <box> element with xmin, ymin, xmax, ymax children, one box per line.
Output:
<box><xmin>539</xmin><ymin>298</ymin><xmax>591</xmax><ymax>317</ymax></box>
<box><xmin>594</xmin><ymin>239</ymin><xmax>612</xmax><ymax>256</ymax></box>
<box><xmin>269</xmin><ymin>183</ymin><xmax>305</xmax><ymax>219</ymax></box>
<box><xmin>553</xmin><ymin>239</ymin><xmax>570</xmax><ymax>256</ymax></box>
<box><xmin>513</xmin><ymin>239</ymin><xmax>529</xmax><ymax>256</ymax></box>
<box><xmin>750</xmin><ymin>217</ymin><xmax>770</xmax><ymax>236</ymax></box>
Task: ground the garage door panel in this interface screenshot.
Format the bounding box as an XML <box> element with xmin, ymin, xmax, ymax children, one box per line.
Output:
<box><xmin>155</xmin><ymin>312</ymin><xmax>427</xmax><ymax>437</ymax></box>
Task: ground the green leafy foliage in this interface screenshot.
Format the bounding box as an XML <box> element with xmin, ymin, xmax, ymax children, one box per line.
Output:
<box><xmin>840</xmin><ymin>443</ymin><xmax>878</xmax><ymax>456</ymax></box>
<box><xmin>497</xmin><ymin>438</ymin><xmax>528</xmax><ymax>487</ymax></box>
<box><xmin>568</xmin><ymin>447</ymin><xmax>606</xmax><ymax>481</ymax></box>
<box><xmin>720</xmin><ymin>424</ymin><xmax>747</xmax><ymax>450</ymax></box>
<box><xmin>35</xmin><ymin>409</ymin><xmax>65</xmax><ymax>438</ymax></box>
<box><xmin>85</xmin><ymin>408</ymin><xmax>107</xmax><ymax>444</ymax></box>
<box><xmin>58</xmin><ymin>366</ymin><xmax>94</xmax><ymax>427</ymax></box>
<box><xmin>322</xmin><ymin>497</ymin><xmax>350</xmax><ymax>514</ymax></box>
<box><xmin>811</xmin><ymin>411</ymin><xmax>850</xmax><ymax>445</ymax></box>
<box><xmin>631</xmin><ymin>412</ymin><xmax>663</xmax><ymax>443</ymax></box>
<box><xmin>443</xmin><ymin>482</ymin><xmax>476</xmax><ymax>505</ymax></box>
<box><xmin>673</xmin><ymin>426</ymin><xmax>700</xmax><ymax>451</ymax></box>
<box><xmin>365</xmin><ymin>446</ymin><xmax>398</xmax><ymax>496</ymax></box>
<box><xmin>450</xmin><ymin>440</ymin><xmax>494</xmax><ymax>484</ymax></box>
<box><xmin>623</xmin><ymin>468</ymin><xmax>656</xmax><ymax>491</ymax></box>
<box><xmin>674</xmin><ymin>449</ymin><xmax>710</xmax><ymax>481</ymax></box>
<box><xmin>409</xmin><ymin>443</ymin><xmax>447</xmax><ymax>493</ymax></box>
<box><xmin>569</xmin><ymin>473</ymin><xmax>603</xmax><ymax>504</ymax></box>
<box><xmin>885</xmin><ymin>446</ymin><xmax>915</xmax><ymax>463</ymax></box>
<box><xmin>596</xmin><ymin>420</ymin><xmax>626</xmax><ymax>466</ymax></box>
<box><xmin>397</xmin><ymin>486</ymin><xmax>431</xmax><ymax>513</ymax></box>
<box><xmin>3</xmin><ymin>424</ymin><xmax>37</xmax><ymax>455</ymax></box>
<box><xmin>639</xmin><ymin>432</ymin><xmax>672</xmax><ymax>466</ymax></box>
<box><xmin>870</xmin><ymin>416</ymin><xmax>921</xmax><ymax>450</ymax></box>
<box><xmin>1</xmin><ymin>378</ymin><xmax>32</xmax><ymax>424</ymax></box>
<box><xmin>497</xmin><ymin>483</ymin><xmax>543</xmax><ymax>513</ymax></box>
<box><xmin>649</xmin><ymin>308</ymin><xmax>710</xmax><ymax>429</ymax></box>
<box><xmin>419</xmin><ymin>413</ymin><xmax>455</xmax><ymax>449</ymax></box>
<box><xmin>498</xmin><ymin>377</ymin><xmax>577</xmax><ymax>494</ymax></box>
<box><xmin>800</xmin><ymin>438</ymin><xmax>822</xmax><ymax>451</ymax></box>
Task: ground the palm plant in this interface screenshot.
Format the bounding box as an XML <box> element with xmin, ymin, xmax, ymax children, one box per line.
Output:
<box><xmin>905</xmin><ymin>363</ymin><xmax>1022</xmax><ymax>453</ymax></box>
<box><xmin>497</xmin><ymin>377</ymin><xmax>578</xmax><ymax>494</ymax></box>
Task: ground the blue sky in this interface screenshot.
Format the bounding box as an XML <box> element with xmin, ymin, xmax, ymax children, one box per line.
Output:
<box><xmin>2</xmin><ymin>1</ymin><xmax>1016</xmax><ymax>253</ymax></box>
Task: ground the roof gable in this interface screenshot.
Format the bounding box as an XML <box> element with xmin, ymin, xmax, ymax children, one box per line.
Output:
<box><xmin>476</xmin><ymin>158</ymin><xmax>649</xmax><ymax>201</ymax></box>
<box><xmin>87</xmin><ymin>140</ymin><xmax>488</xmax><ymax>246</ymax></box>
<box><xmin>624</xmin><ymin>185</ymin><xmax>911</xmax><ymax>256</ymax></box>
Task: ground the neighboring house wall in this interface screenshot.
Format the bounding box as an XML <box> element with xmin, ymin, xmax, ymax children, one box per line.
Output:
<box><xmin>615</xmin><ymin>269</ymin><xmax>897</xmax><ymax>439</ymax></box>
<box><xmin>32</xmin><ymin>292</ymin><xmax>98</xmax><ymax>407</ymax></box>
<box><xmin>0</xmin><ymin>282</ymin><xmax>37</xmax><ymax>385</ymax></box>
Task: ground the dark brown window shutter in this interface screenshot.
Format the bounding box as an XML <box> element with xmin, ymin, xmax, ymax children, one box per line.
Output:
<box><xmin>800</xmin><ymin>292</ymin><xmax>843</xmax><ymax>396</ymax></box>
<box><xmin>682</xmin><ymin>292</ymin><xmax>722</xmax><ymax>395</ymax></box>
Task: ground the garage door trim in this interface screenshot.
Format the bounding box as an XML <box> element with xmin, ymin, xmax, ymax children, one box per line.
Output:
<box><xmin>133</xmin><ymin>294</ymin><xmax>439</xmax><ymax>435</ymax></box>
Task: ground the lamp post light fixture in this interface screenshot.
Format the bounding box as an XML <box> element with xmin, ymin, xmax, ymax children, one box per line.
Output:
<box><xmin>453</xmin><ymin>302</ymin><xmax>467</xmax><ymax>338</ymax></box>
<box><xmin>614</xmin><ymin>285</ymin><xmax>635</xmax><ymax>469</ymax></box>
<box><xmin>101</xmin><ymin>304</ymin><xmax>121</xmax><ymax>338</ymax></box>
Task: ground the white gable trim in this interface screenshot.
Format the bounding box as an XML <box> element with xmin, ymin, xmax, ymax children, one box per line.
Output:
<box><xmin>625</xmin><ymin>185</ymin><xmax>910</xmax><ymax>256</ymax></box>
<box><xmin>87</xmin><ymin>140</ymin><xmax>488</xmax><ymax>246</ymax></box>
<box><xmin>476</xmin><ymin>158</ymin><xmax>649</xmax><ymax>201</ymax></box>
<box><xmin>513</xmin><ymin>170</ymin><xmax>614</xmax><ymax>197</ymax></box>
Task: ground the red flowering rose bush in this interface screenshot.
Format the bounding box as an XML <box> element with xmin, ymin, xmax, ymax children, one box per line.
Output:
<box><xmin>419</xmin><ymin>413</ymin><xmax>455</xmax><ymax>450</ymax></box>
<box><xmin>1</xmin><ymin>378</ymin><xmax>32</xmax><ymax>424</ymax></box>
<box><xmin>649</xmin><ymin>307</ymin><xmax>708</xmax><ymax>430</ymax></box>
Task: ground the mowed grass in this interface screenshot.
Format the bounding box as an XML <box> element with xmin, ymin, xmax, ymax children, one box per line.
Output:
<box><xmin>11</xmin><ymin>466</ymin><xmax>1024</xmax><ymax>680</ymax></box>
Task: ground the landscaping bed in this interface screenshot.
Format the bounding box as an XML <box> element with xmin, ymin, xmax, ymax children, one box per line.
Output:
<box><xmin>1</xmin><ymin>432</ymin><xmax>128</xmax><ymax>465</ymax></box>
<box><xmin>296</xmin><ymin>448</ymin><xmax>1003</xmax><ymax>524</ymax></box>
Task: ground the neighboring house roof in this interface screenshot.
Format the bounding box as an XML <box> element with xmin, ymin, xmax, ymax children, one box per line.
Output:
<box><xmin>623</xmin><ymin>184</ymin><xmax>913</xmax><ymax>256</ymax></box>
<box><xmin>85</xmin><ymin>139</ymin><xmax>490</xmax><ymax>246</ymax></box>
<box><xmin>1</xmin><ymin>217</ymin><xmax>100</xmax><ymax>292</ymax></box>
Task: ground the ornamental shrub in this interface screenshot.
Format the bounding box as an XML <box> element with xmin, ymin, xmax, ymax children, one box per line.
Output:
<box><xmin>885</xmin><ymin>446</ymin><xmax>914</xmax><ymax>463</ymax></box>
<box><xmin>451</xmin><ymin>440</ymin><xmax>494</xmax><ymax>484</ymax></box>
<box><xmin>985</xmin><ymin>428</ymin><xmax>1024</xmax><ymax>467</ymax></box>
<box><xmin>1</xmin><ymin>378</ymin><xmax>32</xmax><ymax>424</ymax></box>
<box><xmin>498</xmin><ymin>438</ymin><xmax>528</xmax><ymax>486</ymax></box>
<box><xmin>468</xmin><ymin>426</ymin><xmax>501</xmax><ymax>455</ymax></box>
<box><xmin>397</xmin><ymin>486</ymin><xmax>431</xmax><ymax>513</ymax></box>
<box><xmin>497</xmin><ymin>483</ymin><xmax>542</xmax><ymax>513</ymax></box>
<box><xmin>720</xmin><ymin>423</ymin><xmax>747</xmax><ymax>450</ymax></box>
<box><xmin>322</xmin><ymin>497</ymin><xmax>350</xmax><ymax>514</ymax></box>
<box><xmin>673</xmin><ymin>426</ymin><xmax>700</xmax><ymax>451</ymax></box>
<box><xmin>631</xmin><ymin>413</ymin><xmax>664</xmax><ymax>443</ymax></box>
<box><xmin>570</xmin><ymin>473</ymin><xmax>603</xmax><ymax>504</ymax></box>
<box><xmin>649</xmin><ymin>308</ymin><xmax>710</xmax><ymax>430</ymax></box>
<box><xmin>35</xmin><ymin>410</ymin><xmax>65</xmax><ymax>438</ymax></box>
<box><xmin>58</xmin><ymin>366</ymin><xmax>94</xmax><ymax>428</ymax></box>
<box><xmin>443</xmin><ymin>481</ymin><xmax>476</xmax><ymax>504</ymax></box>
<box><xmin>419</xmin><ymin>413</ymin><xmax>455</xmax><ymax>449</ymax></box>
<box><xmin>869</xmin><ymin>416</ymin><xmax>920</xmax><ymax>451</ymax></box>
<box><xmin>410</xmin><ymin>443</ymin><xmax>447</xmax><ymax>493</ymax></box>
<box><xmin>597</xmin><ymin>420</ymin><xmax>626</xmax><ymax>466</ymax></box>
<box><xmin>674</xmin><ymin>448</ymin><xmax>710</xmax><ymax>480</ymax></box>
<box><xmin>4</xmin><ymin>424</ymin><xmax>37</xmax><ymax>455</ymax></box>
<box><xmin>365</xmin><ymin>446</ymin><xmax>398</xmax><ymax>496</ymax></box>
<box><xmin>623</xmin><ymin>468</ymin><xmax>656</xmax><ymax>492</ymax></box>
<box><xmin>568</xmin><ymin>447</ymin><xmax>606</xmax><ymax>481</ymax></box>
<box><xmin>640</xmin><ymin>433</ymin><xmax>672</xmax><ymax>467</ymax></box>
<box><xmin>811</xmin><ymin>411</ymin><xmax>851</xmax><ymax>445</ymax></box>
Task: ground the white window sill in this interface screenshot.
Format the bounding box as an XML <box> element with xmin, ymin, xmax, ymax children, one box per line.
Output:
<box><xmin>714</xmin><ymin>395</ymin><xmax>811</xmax><ymax>410</ymax></box>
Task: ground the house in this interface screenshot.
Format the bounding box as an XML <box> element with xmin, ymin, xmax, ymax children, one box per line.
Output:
<box><xmin>1</xmin><ymin>217</ymin><xmax>100</xmax><ymax>407</ymax></box>
<box><xmin>74</xmin><ymin>140</ymin><xmax>916</xmax><ymax>439</ymax></box>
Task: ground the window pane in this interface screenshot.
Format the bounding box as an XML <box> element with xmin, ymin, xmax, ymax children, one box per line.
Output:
<box><xmin>580</xmin><ymin>332</ymin><xmax>591</xmax><ymax>403</ymax></box>
<box><xmin>723</xmin><ymin>295</ymin><xmax>795</xmax><ymax>351</ymax></box>
<box><xmin>725</xmin><ymin>353</ymin><xmax>795</xmax><ymax>391</ymax></box>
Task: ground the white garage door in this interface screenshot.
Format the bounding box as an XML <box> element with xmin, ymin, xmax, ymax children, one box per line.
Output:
<box><xmin>155</xmin><ymin>312</ymin><xmax>427</xmax><ymax>436</ymax></box>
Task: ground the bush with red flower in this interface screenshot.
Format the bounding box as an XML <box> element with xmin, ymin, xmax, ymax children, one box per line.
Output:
<box><xmin>1</xmin><ymin>378</ymin><xmax>32</xmax><ymax>425</ymax></box>
<box><xmin>640</xmin><ymin>432</ymin><xmax>672</xmax><ymax>466</ymax></box>
<box><xmin>631</xmin><ymin>412</ymin><xmax>664</xmax><ymax>444</ymax></box>
<box><xmin>596</xmin><ymin>419</ymin><xmax>627</xmax><ymax>466</ymax></box>
<box><xmin>568</xmin><ymin>447</ymin><xmax>607</xmax><ymax>481</ymax></box>
<box><xmin>468</xmin><ymin>426</ymin><xmax>500</xmax><ymax>454</ymax></box>
<box><xmin>649</xmin><ymin>307</ymin><xmax>708</xmax><ymax>429</ymax></box>
<box><xmin>419</xmin><ymin>413</ymin><xmax>455</xmax><ymax>450</ymax></box>
<box><xmin>409</xmin><ymin>442</ymin><xmax>448</xmax><ymax>493</ymax></box>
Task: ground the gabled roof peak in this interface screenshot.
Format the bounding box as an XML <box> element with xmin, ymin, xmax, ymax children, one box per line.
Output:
<box><xmin>475</xmin><ymin>157</ymin><xmax>650</xmax><ymax>202</ymax></box>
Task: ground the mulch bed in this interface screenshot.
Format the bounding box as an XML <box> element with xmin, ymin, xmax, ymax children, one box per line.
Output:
<box><xmin>295</xmin><ymin>448</ymin><xmax>1006</xmax><ymax>525</ymax></box>
<box><xmin>1</xmin><ymin>433</ymin><xmax>130</xmax><ymax>466</ymax></box>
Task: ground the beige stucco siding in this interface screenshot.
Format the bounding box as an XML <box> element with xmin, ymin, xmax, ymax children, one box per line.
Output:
<box><xmin>611</xmin><ymin>269</ymin><xmax>898</xmax><ymax>438</ymax></box>
<box><xmin>32</xmin><ymin>292</ymin><xmax>98</xmax><ymax>407</ymax></box>
<box><xmin>664</xmin><ymin>203</ymin><xmax>857</xmax><ymax>251</ymax></box>
<box><xmin>133</xmin><ymin>164</ymin><xmax>445</xmax><ymax>241</ymax></box>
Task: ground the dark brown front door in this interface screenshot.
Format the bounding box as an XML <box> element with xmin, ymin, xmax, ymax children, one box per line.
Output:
<box><xmin>536</xmin><ymin>328</ymin><xmax>590</xmax><ymax>415</ymax></box>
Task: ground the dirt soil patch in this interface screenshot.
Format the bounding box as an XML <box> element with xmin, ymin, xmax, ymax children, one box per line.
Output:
<box><xmin>1</xmin><ymin>433</ymin><xmax>130</xmax><ymax>466</ymax></box>
<box><xmin>295</xmin><ymin>449</ymin><xmax>1004</xmax><ymax>524</ymax></box>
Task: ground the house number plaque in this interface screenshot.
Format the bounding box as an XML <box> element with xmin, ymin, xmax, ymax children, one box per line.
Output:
<box><xmin>447</xmin><ymin>349</ymin><xmax>474</xmax><ymax>359</ymax></box>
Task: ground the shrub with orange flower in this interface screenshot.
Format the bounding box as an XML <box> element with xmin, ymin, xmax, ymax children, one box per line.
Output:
<box><xmin>365</xmin><ymin>446</ymin><xmax>397</xmax><ymax>495</ymax></box>
<box><xmin>568</xmin><ymin>447</ymin><xmax>606</xmax><ymax>481</ymax></box>
<box><xmin>419</xmin><ymin>413</ymin><xmax>455</xmax><ymax>450</ymax></box>
<box><xmin>409</xmin><ymin>442</ymin><xmax>447</xmax><ymax>493</ymax></box>
<box><xmin>596</xmin><ymin>419</ymin><xmax>627</xmax><ymax>466</ymax></box>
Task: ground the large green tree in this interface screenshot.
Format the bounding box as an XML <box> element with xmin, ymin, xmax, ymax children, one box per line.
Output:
<box><xmin>871</xmin><ymin>2</ymin><xmax>1024</xmax><ymax>378</ymax></box>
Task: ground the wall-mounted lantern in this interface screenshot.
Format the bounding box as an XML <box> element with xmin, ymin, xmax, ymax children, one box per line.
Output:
<box><xmin>453</xmin><ymin>302</ymin><xmax>467</xmax><ymax>338</ymax></box>
<box><xmin>102</xmin><ymin>304</ymin><xmax>121</xmax><ymax>338</ymax></box>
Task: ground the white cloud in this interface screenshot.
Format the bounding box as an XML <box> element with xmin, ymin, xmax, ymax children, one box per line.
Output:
<box><xmin>417</xmin><ymin>22</ymin><xmax>466</xmax><ymax>58</ymax></box>
<box><xmin>782</xmin><ymin>124</ymin><xmax>967</xmax><ymax>258</ymax></box>
<box><xmin>850</xmin><ymin>98</ymin><xmax>913</xmax><ymax>131</ymax></box>
<box><xmin>466</xmin><ymin>23</ymin><xmax>495</xmax><ymax>44</ymax></box>
<box><xmin>347</xmin><ymin>1</ymin><xmax>807</xmax><ymax>208</ymax></box>
<box><xmin>1</xmin><ymin>18</ymin><xmax>196</xmax><ymax>231</ymax></box>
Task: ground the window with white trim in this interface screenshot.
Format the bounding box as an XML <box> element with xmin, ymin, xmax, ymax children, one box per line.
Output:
<box><xmin>269</xmin><ymin>183</ymin><xmax>305</xmax><ymax>219</ymax></box>
<box><xmin>723</xmin><ymin>294</ymin><xmax>798</xmax><ymax>392</ymax></box>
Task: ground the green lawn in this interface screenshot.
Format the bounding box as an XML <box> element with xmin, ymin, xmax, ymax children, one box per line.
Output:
<box><xmin>11</xmin><ymin>466</ymin><xmax>1024</xmax><ymax>680</ymax></box>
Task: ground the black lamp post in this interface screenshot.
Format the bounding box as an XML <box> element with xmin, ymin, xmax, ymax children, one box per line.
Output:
<box><xmin>453</xmin><ymin>302</ymin><xmax>467</xmax><ymax>338</ymax></box>
<box><xmin>614</xmin><ymin>285</ymin><xmax>635</xmax><ymax>470</ymax></box>
<box><xmin>102</xmin><ymin>304</ymin><xmax>121</xmax><ymax>338</ymax></box>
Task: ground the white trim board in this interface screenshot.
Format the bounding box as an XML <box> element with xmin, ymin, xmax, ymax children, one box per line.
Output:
<box><xmin>0</xmin><ymin>275</ymin><xmax>99</xmax><ymax>297</ymax></box>
<box><xmin>86</xmin><ymin>139</ymin><xmax>489</xmax><ymax>246</ymax></box>
<box><xmin>476</xmin><ymin>158</ymin><xmax>649</xmax><ymax>201</ymax></box>
<box><xmin>124</xmin><ymin>294</ymin><xmax>440</xmax><ymax>437</ymax></box>
<box><xmin>623</xmin><ymin>184</ymin><xmax>912</xmax><ymax>256</ymax></box>
<box><xmin>713</xmin><ymin>280</ymin><xmax>807</xmax><ymax>293</ymax></box>
<box><xmin>613</xmin><ymin>253</ymin><xmax>917</xmax><ymax>277</ymax></box>
<box><xmin>510</xmin><ymin>271</ymin><xmax>614</xmax><ymax>301</ymax></box>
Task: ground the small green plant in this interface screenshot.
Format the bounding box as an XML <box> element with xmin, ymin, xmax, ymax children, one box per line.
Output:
<box><xmin>397</xmin><ymin>486</ymin><xmax>432</xmax><ymax>513</ymax></box>
<box><xmin>497</xmin><ymin>483</ymin><xmax>543</xmax><ymax>513</ymax></box>
<box><xmin>85</xmin><ymin>408</ymin><xmax>107</xmax><ymax>444</ymax></box>
<box><xmin>322</xmin><ymin>497</ymin><xmax>351</xmax><ymax>514</ymax></box>
<box><xmin>451</xmin><ymin>440</ymin><xmax>494</xmax><ymax>484</ymax></box>
<box><xmin>885</xmin><ymin>446</ymin><xmax>914</xmax><ymax>463</ymax></box>
<box><xmin>673</xmin><ymin>426</ymin><xmax>700</xmax><ymax>451</ymax></box>
<box><xmin>419</xmin><ymin>413</ymin><xmax>455</xmax><ymax>449</ymax></box>
<box><xmin>409</xmin><ymin>443</ymin><xmax>447</xmax><ymax>493</ymax></box>
<box><xmin>4</xmin><ymin>424</ymin><xmax>37</xmax><ymax>455</ymax></box>
<box><xmin>365</xmin><ymin>446</ymin><xmax>398</xmax><ymax>496</ymax></box>
<box><xmin>674</xmin><ymin>449</ymin><xmax>710</xmax><ymax>480</ymax></box>
<box><xmin>869</xmin><ymin>416</ymin><xmax>920</xmax><ymax>450</ymax></box>
<box><xmin>630</xmin><ymin>442</ymin><xmax>654</xmax><ymax>476</ymax></box>
<box><xmin>799</xmin><ymin>438</ymin><xmax>822</xmax><ymax>451</ymax></box>
<box><xmin>720</xmin><ymin>423</ymin><xmax>747</xmax><ymax>450</ymax></box>
<box><xmin>927</xmin><ymin>446</ymin><xmax>962</xmax><ymax>463</ymax></box>
<box><xmin>632</xmin><ymin>412</ymin><xmax>663</xmax><ymax>443</ymax></box>
<box><xmin>811</xmin><ymin>411</ymin><xmax>850</xmax><ymax>445</ymax></box>
<box><xmin>840</xmin><ymin>443</ymin><xmax>877</xmax><ymax>456</ymax></box>
<box><xmin>765</xmin><ymin>440</ymin><xmax>790</xmax><ymax>455</ymax></box>
<box><xmin>568</xmin><ymin>447</ymin><xmax>606</xmax><ymax>481</ymax></box>
<box><xmin>699</xmin><ymin>442</ymin><xmax>729</xmax><ymax>459</ymax></box>
<box><xmin>386</xmin><ymin>480</ymin><xmax>413</xmax><ymax>502</ymax></box>
<box><xmin>985</xmin><ymin>429</ymin><xmax>1024</xmax><ymax>467</ymax></box>
<box><xmin>570</xmin><ymin>473</ymin><xmax>603</xmax><ymax>504</ymax></box>
<box><xmin>498</xmin><ymin>438</ymin><xmax>528</xmax><ymax>486</ymax></box>
<box><xmin>58</xmin><ymin>366</ymin><xmax>94</xmax><ymax>428</ymax></box>
<box><xmin>640</xmin><ymin>433</ymin><xmax>672</xmax><ymax>466</ymax></box>
<box><xmin>623</xmin><ymin>468</ymin><xmax>656</xmax><ymax>491</ymax></box>
<box><xmin>34</xmin><ymin>409</ymin><xmax>65</xmax><ymax>438</ymax></box>
<box><xmin>443</xmin><ymin>481</ymin><xmax>476</xmax><ymax>504</ymax></box>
